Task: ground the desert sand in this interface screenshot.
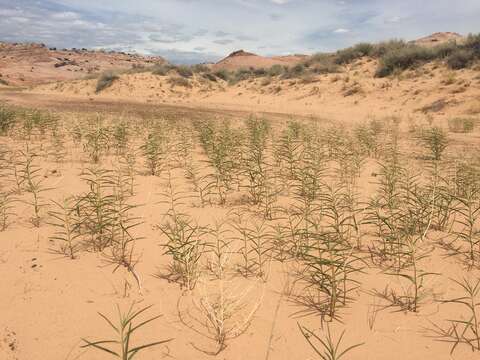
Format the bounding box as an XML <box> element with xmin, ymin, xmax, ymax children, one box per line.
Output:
<box><xmin>0</xmin><ymin>36</ymin><xmax>480</xmax><ymax>360</ymax></box>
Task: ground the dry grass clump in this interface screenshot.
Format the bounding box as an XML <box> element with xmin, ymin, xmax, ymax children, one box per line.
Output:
<box><xmin>96</xmin><ymin>71</ymin><xmax>119</xmax><ymax>93</ymax></box>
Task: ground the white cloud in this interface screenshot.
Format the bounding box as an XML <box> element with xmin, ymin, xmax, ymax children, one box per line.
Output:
<box><xmin>385</xmin><ymin>16</ymin><xmax>402</xmax><ymax>23</ymax></box>
<box><xmin>2</xmin><ymin>0</ymin><xmax>480</xmax><ymax>63</ymax></box>
<box><xmin>50</xmin><ymin>11</ymin><xmax>79</xmax><ymax>20</ymax></box>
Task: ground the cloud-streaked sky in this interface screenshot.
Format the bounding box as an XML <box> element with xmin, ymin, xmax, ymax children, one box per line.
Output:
<box><xmin>1</xmin><ymin>0</ymin><xmax>479</xmax><ymax>64</ymax></box>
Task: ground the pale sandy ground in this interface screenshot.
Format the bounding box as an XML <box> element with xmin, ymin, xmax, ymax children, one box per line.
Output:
<box><xmin>27</xmin><ymin>58</ymin><xmax>480</xmax><ymax>126</ymax></box>
<box><xmin>0</xmin><ymin>60</ymin><xmax>479</xmax><ymax>360</ymax></box>
<box><xmin>0</xmin><ymin>42</ymin><xmax>166</xmax><ymax>86</ymax></box>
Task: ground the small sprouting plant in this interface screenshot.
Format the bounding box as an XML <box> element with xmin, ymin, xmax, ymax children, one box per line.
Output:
<box><xmin>184</xmin><ymin>160</ymin><xmax>215</xmax><ymax>207</ymax></box>
<box><xmin>441</xmin><ymin>161</ymin><xmax>480</xmax><ymax>267</ymax></box>
<box><xmin>83</xmin><ymin>117</ymin><xmax>110</xmax><ymax>163</ymax></box>
<box><xmin>298</xmin><ymin>324</ymin><xmax>364</xmax><ymax>360</ymax></box>
<box><xmin>159</xmin><ymin>212</ymin><xmax>207</xmax><ymax>290</ymax></box>
<box><xmin>0</xmin><ymin>192</ymin><xmax>14</xmax><ymax>231</ymax></box>
<box><xmin>418</xmin><ymin>126</ymin><xmax>448</xmax><ymax>161</ymax></box>
<box><xmin>206</xmin><ymin>220</ymin><xmax>233</xmax><ymax>279</ymax></box>
<box><xmin>119</xmin><ymin>150</ymin><xmax>137</xmax><ymax>196</ymax></box>
<box><xmin>48</xmin><ymin>197</ymin><xmax>82</xmax><ymax>259</ymax></box>
<box><xmin>49</xmin><ymin>123</ymin><xmax>67</xmax><ymax>163</ymax></box>
<box><xmin>76</xmin><ymin>167</ymin><xmax>116</xmax><ymax>251</ymax></box>
<box><xmin>432</xmin><ymin>278</ymin><xmax>480</xmax><ymax>354</ymax></box>
<box><xmin>113</xmin><ymin>120</ymin><xmax>131</xmax><ymax>156</ymax></box>
<box><xmin>82</xmin><ymin>303</ymin><xmax>172</xmax><ymax>359</ymax></box>
<box><xmin>140</xmin><ymin>131</ymin><xmax>165</xmax><ymax>176</ymax></box>
<box><xmin>20</xmin><ymin>146</ymin><xmax>50</xmax><ymax>227</ymax></box>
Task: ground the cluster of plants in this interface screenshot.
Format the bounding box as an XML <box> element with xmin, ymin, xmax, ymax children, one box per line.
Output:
<box><xmin>2</xmin><ymin>103</ymin><xmax>480</xmax><ymax>359</ymax></box>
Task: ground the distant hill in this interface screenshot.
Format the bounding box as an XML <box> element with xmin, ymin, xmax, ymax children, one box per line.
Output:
<box><xmin>412</xmin><ymin>32</ymin><xmax>464</xmax><ymax>47</ymax></box>
<box><xmin>212</xmin><ymin>50</ymin><xmax>306</xmax><ymax>71</ymax></box>
<box><xmin>0</xmin><ymin>42</ymin><xmax>167</xmax><ymax>86</ymax></box>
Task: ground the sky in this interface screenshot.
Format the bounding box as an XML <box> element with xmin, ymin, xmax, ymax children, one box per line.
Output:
<box><xmin>1</xmin><ymin>0</ymin><xmax>479</xmax><ymax>64</ymax></box>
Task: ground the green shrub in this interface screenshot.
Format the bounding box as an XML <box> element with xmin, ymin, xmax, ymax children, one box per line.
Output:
<box><xmin>213</xmin><ymin>69</ymin><xmax>230</xmax><ymax>81</ymax></box>
<box><xmin>302</xmin><ymin>53</ymin><xmax>340</xmax><ymax>74</ymax></box>
<box><xmin>464</xmin><ymin>33</ymin><xmax>480</xmax><ymax>56</ymax></box>
<box><xmin>267</xmin><ymin>64</ymin><xmax>286</xmax><ymax>77</ymax></box>
<box><xmin>371</xmin><ymin>39</ymin><xmax>408</xmax><ymax>57</ymax></box>
<box><xmin>447</xmin><ymin>49</ymin><xmax>475</xmax><ymax>69</ymax></box>
<box><xmin>375</xmin><ymin>45</ymin><xmax>434</xmax><ymax>77</ymax></box>
<box><xmin>191</xmin><ymin>64</ymin><xmax>210</xmax><ymax>73</ymax></box>
<box><xmin>281</xmin><ymin>63</ymin><xmax>306</xmax><ymax>79</ymax></box>
<box><xmin>253</xmin><ymin>67</ymin><xmax>268</xmax><ymax>77</ymax></box>
<box><xmin>308</xmin><ymin>53</ymin><xmax>332</xmax><ymax>64</ymax></box>
<box><xmin>432</xmin><ymin>42</ymin><xmax>459</xmax><ymax>59</ymax></box>
<box><xmin>448</xmin><ymin>117</ymin><xmax>476</xmax><ymax>133</ymax></box>
<box><xmin>228</xmin><ymin>68</ymin><xmax>253</xmax><ymax>84</ymax></box>
<box><xmin>151</xmin><ymin>64</ymin><xmax>175</xmax><ymax>76</ymax></box>
<box><xmin>95</xmin><ymin>71</ymin><xmax>119</xmax><ymax>93</ymax></box>
<box><xmin>175</xmin><ymin>65</ymin><xmax>194</xmax><ymax>78</ymax></box>
<box><xmin>335</xmin><ymin>42</ymin><xmax>374</xmax><ymax>64</ymax></box>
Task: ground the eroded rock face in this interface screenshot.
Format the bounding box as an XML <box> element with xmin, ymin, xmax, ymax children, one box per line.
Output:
<box><xmin>0</xmin><ymin>42</ymin><xmax>167</xmax><ymax>86</ymax></box>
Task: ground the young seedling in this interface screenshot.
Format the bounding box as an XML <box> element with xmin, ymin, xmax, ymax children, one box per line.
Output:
<box><xmin>48</xmin><ymin>197</ymin><xmax>82</xmax><ymax>259</ymax></box>
<box><xmin>19</xmin><ymin>146</ymin><xmax>50</xmax><ymax>227</ymax></box>
<box><xmin>432</xmin><ymin>278</ymin><xmax>480</xmax><ymax>354</ymax></box>
<box><xmin>0</xmin><ymin>191</ymin><xmax>14</xmax><ymax>231</ymax></box>
<box><xmin>83</xmin><ymin>117</ymin><xmax>110</xmax><ymax>163</ymax></box>
<box><xmin>141</xmin><ymin>132</ymin><xmax>162</xmax><ymax>176</ymax></box>
<box><xmin>76</xmin><ymin>167</ymin><xmax>116</xmax><ymax>251</ymax></box>
<box><xmin>159</xmin><ymin>212</ymin><xmax>207</xmax><ymax>290</ymax></box>
<box><xmin>82</xmin><ymin>303</ymin><xmax>172</xmax><ymax>360</ymax></box>
<box><xmin>298</xmin><ymin>323</ymin><xmax>364</xmax><ymax>360</ymax></box>
<box><xmin>206</xmin><ymin>220</ymin><xmax>233</xmax><ymax>279</ymax></box>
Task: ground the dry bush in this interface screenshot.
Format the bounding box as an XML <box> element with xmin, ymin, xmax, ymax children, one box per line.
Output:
<box><xmin>180</xmin><ymin>275</ymin><xmax>264</xmax><ymax>355</ymax></box>
<box><xmin>96</xmin><ymin>71</ymin><xmax>119</xmax><ymax>93</ymax></box>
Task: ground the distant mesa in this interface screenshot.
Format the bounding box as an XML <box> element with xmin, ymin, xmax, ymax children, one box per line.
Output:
<box><xmin>213</xmin><ymin>49</ymin><xmax>304</xmax><ymax>71</ymax></box>
<box><xmin>413</xmin><ymin>32</ymin><xmax>463</xmax><ymax>47</ymax></box>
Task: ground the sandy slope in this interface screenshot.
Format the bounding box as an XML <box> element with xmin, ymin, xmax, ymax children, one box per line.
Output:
<box><xmin>30</xmin><ymin>58</ymin><xmax>480</xmax><ymax>124</ymax></box>
<box><xmin>0</xmin><ymin>42</ymin><xmax>166</xmax><ymax>86</ymax></box>
<box><xmin>1</xmin><ymin>50</ymin><xmax>480</xmax><ymax>360</ymax></box>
